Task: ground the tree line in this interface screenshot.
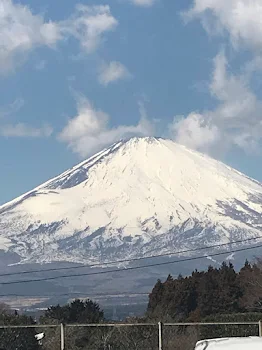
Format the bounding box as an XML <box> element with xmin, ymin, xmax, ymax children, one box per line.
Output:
<box><xmin>147</xmin><ymin>260</ymin><xmax>262</xmax><ymax>321</ymax></box>
<box><xmin>2</xmin><ymin>260</ymin><xmax>262</xmax><ymax>349</ymax></box>
<box><xmin>0</xmin><ymin>298</ymin><xmax>156</xmax><ymax>350</ymax></box>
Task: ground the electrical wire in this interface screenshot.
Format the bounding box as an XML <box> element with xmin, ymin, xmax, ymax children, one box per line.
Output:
<box><xmin>1</xmin><ymin>235</ymin><xmax>261</xmax><ymax>278</ymax></box>
<box><xmin>0</xmin><ymin>292</ymin><xmax>149</xmax><ymax>298</ymax></box>
<box><xmin>1</xmin><ymin>240</ymin><xmax>262</xmax><ymax>286</ymax></box>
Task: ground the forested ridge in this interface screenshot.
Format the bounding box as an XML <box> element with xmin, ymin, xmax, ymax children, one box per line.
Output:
<box><xmin>2</xmin><ymin>260</ymin><xmax>262</xmax><ymax>349</ymax></box>
<box><xmin>147</xmin><ymin>260</ymin><xmax>262</xmax><ymax>321</ymax></box>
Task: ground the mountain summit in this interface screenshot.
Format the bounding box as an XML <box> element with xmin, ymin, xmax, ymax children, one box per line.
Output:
<box><xmin>1</xmin><ymin>137</ymin><xmax>262</xmax><ymax>264</ymax></box>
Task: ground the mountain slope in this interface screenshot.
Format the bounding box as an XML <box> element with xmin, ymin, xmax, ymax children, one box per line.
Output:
<box><xmin>1</xmin><ymin>137</ymin><xmax>262</xmax><ymax>264</ymax></box>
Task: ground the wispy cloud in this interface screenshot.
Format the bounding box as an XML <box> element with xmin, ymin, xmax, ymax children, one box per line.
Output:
<box><xmin>0</xmin><ymin>0</ymin><xmax>61</xmax><ymax>72</ymax></box>
<box><xmin>130</xmin><ymin>0</ymin><xmax>156</xmax><ymax>7</ymax></box>
<box><xmin>0</xmin><ymin>123</ymin><xmax>53</xmax><ymax>138</ymax></box>
<box><xmin>169</xmin><ymin>112</ymin><xmax>220</xmax><ymax>153</ymax></box>
<box><xmin>58</xmin><ymin>94</ymin><xmax>155</xmax><ymax>157</ymax></box>
<box><xmin>0</xmin><ymin>98</ymin><xmax>24</xmax><ymax>118</ymax></box>
<box><xmin>0</xmin><ymin>1</ymin><xmax>118</xmax><ymax>72</ymax></box>
<box><xmin>169</xmin><ymin>52</ymin><xmax>262</xmax><ymax>154</ymax></box>
<box><xmin>62</xmin><ymin>5</ymin><xmax>118</xmax><ymax>53</ymax></box>
<box><xmin>0</xmin><ymin>98</ymin><xmax>52</xmax><ymax>138</ymax></box>
<box><xmin>183</xmin><ymin>0</ymin><xmax>262</xmax><ymax>53</ymax></box>
<box><xmin>98</xmin><ymin>61</ymin><xmax>131</xmax><ymax>86</ymax></box>
<box><xmin>172</xmin><ymin>1</ymin><xmax>262</xmax><ymax>156</ymax></box>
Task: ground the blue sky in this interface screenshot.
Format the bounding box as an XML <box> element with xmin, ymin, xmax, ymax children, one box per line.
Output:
<box><xmin>1</xmin><ymin>0</ymin><xmax>262</xmax><ymax>204</ymax></box>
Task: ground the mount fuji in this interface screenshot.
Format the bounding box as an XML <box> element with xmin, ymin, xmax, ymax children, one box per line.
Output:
<box><xmin>1</xmin><ymin>137</ymin><xmax>262</xmax><ymax>266</ymax></box>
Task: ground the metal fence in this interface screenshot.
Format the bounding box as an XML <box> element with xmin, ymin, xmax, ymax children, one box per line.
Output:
<box><xmin>0</xmin><ymin>321</ymin><xmax>261</xmax><ymax>350</ymax></box>
<box><xmin>162</xmin><ymin>322</ymin><xmax>262</xmax><ymax>350</ymax></box>
<box><xmin>0</xmin><ymin>324</ymin><xmax>60</xmax><ymax>350</ymax></box>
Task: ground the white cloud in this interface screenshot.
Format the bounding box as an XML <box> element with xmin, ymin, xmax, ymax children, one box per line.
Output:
<box><xmin>130</xmin><ymin>0</ymin><xmax>156</xmax><ymax>7</ymax></box>
<box><xmin>184</xmin><ymin>0</ymin><xmax>262</xmax><ymax>53</ymax></box>
<box><xmin>98</xmin><ymin>61</ymin><xmax>131</xmax><ymax>86</ymax></box>
<box><xmin>0</xmin><ymin>1</ymin><xmax>117</xmax><ymax>72</ymax></box>
<box><xmin>58</xmin><ymin>95</ymin><xmax>155</xmax><ymax>157</ymax></box>
<box><xmin>169</xmin><ymin>52</ymin><xmax>262</xmax><ymax>154</ymax></box>
<box><xmin>0</xmin><ymin>0</ymin><xmax>61</xmax><ymax>72</ymax></box>
<box><xmin>179</xmin><ymin>1</ymin><xmax>262</xmax><ymax>154</ymax></box>
<box><xmin>0</xmin><ymin>123</ymin><xmax>53</xmax><ymax>138</ymax></box>
<box><xmin>0</xmin><ymin>98</ymin><xmax>51</xmax><ymax>138</ymax></box>
<box><xmin>169</xmin><ymin>113</ymin><xmax>220</xmax><ymax>152</ymax></box>
<box><xmin>62</xmin><ymin>5</ymin><xmax>118</xmax><ymax>53</ymax></box>
<box><xmin>0</xmin><ymin>98</ymin><xmax>24</xmax><ymax>118</ymax></box>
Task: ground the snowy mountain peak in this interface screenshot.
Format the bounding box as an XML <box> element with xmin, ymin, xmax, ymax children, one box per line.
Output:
<box><xmin>0</xmin><ymin>137</ymin><xmax>262</xmax><ymax>264</ymax></box>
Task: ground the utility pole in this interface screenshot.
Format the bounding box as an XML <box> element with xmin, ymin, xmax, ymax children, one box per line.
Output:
<box><xmin>158</xmin><ymin>322</ymin><xmax>163</xmax><ymax>350</ymax></box>
<box><xmin>60</xmin><ymin>323</ymin><xmax>65</xmax><ymax>350</ymax></box>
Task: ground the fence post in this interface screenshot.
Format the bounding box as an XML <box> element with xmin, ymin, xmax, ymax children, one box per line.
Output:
<box><xmin>60</xmin><ymin>323</ymin><xmax>65</xmax><ymax>350</ymax></box>
<box><xmin>158</xmin><ymin>322</ymin><xmax>163</xmax><ymax>350</ymax></box>
<box><xmin>259</xmin><ymin>321</ymin><xmax>262</xmax><ymax>337</ymax></box>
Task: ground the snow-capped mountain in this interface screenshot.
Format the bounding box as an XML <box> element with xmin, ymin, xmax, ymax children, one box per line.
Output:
<box><xmin>1</xmin><ymin>137</ymin><xmax>262</xmax><ymax>264</ymax></box>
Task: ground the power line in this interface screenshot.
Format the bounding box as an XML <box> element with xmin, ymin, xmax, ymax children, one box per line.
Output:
<box><xmin>0</xmin><ymin>292</ymin><xmax>149</xmax><ymax>298</ymax></box>
<box><xmin>1</xmin><ymin>235</ymin><xmax>261</xmax><ymax>279</ymax></box>
<box><xmin>1</xmin><ymin>241</ymin><xmax>262</xmax><ymax>286</ymax></box>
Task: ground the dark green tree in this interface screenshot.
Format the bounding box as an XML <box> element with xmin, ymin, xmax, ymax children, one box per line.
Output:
<box><xmin>147</xmin><ymin>279</ymin><xmax>164</xmax><ymax>317</ymax></box>
<box><xmin>0</xmin><ymin>309</ymin><xmax>39</xmax><ymax>350</ymax></box>
<box><xmin>42</xmin><ymin>298</ymin><xmax>103</xmax><ymax>324</ymax></box>
<box><xmin>217</xmin><ymin>262</ymin><xmax>243</xmax><ymax>313</ymax></box>
<box><xmin>147</xmin><ymin>261</ymin><xmax>249</xmax><ymax>321</ymax></box>
<box><xmin>41</xmin><ymin>299</ymin><xmax>104</xmax><ymax>350</ymax></box>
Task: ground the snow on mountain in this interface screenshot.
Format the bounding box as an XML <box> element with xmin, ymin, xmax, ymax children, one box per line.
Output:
<box><xmin>0</xmin><ymin>136</ymin><xmax>262</xmax><ymax>264</ymax></box>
